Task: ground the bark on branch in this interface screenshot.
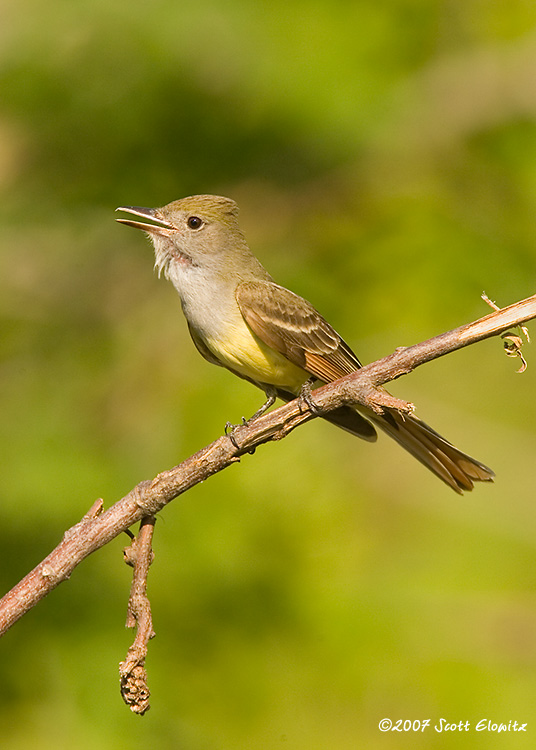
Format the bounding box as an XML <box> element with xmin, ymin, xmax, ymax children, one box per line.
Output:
<box><xmin>0</xmin><ymin>293</ymin><xmax>534</xmax><ymax>638</ymax></box>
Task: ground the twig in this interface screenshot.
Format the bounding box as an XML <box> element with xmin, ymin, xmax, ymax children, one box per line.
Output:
<box><xmin>119</xmin><ymin>515</ymin><xmax>156</xmax><ymax>715</ymax></box>
<box><xmin>0</xmin><ymin>292</ymin><xmax>534</xmax><ymax>637</ymax></box>
<box><xmin>482</xmin><ymin>292</ymin><xmax>529</xmax><ymax>372</ymax></box>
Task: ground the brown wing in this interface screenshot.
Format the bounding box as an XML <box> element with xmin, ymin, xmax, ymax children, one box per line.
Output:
<box><xmin>236</xmin><ymin>280</ymin><xmax>377</xmax><ymax>442</ymax></box>
<box><xmin>236</xmin><ymin>280</ymin><xmax>361</xmax><ymax>383</ymax></box>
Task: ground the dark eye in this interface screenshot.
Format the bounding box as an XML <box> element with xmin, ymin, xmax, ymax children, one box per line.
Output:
<box><xmin>187</xmin><ymin>215</ymin><xmax>203</xmax><ymax>230</ymax></box>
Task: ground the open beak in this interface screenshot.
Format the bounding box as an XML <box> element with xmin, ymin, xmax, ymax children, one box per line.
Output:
<box><xmin>116</xmin><ymin>206</ymin><xmax>175</xmax><ymax>236</ymax></box>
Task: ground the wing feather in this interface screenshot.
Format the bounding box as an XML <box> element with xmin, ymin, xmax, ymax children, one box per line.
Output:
<box><xmin>236</xmin><ymin>280</ymin><xmax>361</xmax><ymax>382</ymax></box>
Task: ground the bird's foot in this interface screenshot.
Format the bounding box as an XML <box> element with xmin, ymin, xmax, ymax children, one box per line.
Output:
<box><xmin>225</xmin><ymin>420</ymin><xmax>244</xmax><ymax>449</ymax></box>
<box><xmin>298</xmin><ymin>379</ymin><xmax>323</xmax><ymax>415</ymax></box>
<box><xmin>224</xmin><ymin>389</ymin><xmax>277</xmax><ymax>449</ymax></box>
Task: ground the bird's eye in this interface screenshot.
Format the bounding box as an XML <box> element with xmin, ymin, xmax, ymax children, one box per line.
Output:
<box><xmin>187</xmin><ymin>215</ymin><xmax>203</xmax><ymax>230</ymax></box>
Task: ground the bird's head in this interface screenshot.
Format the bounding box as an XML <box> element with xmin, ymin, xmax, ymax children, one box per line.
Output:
<box><xmin>116</xmin><ymin>194</ymin><xmax>247</xmax><ymax>278</ymax></box>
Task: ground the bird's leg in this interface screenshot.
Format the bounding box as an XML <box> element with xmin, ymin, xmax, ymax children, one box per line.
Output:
<box><xmin>247</xmin><ymin>388</ymin><xmax>277</xmax><ymax>422</ymax></box>
<box><xmin>298</xmin><ymin>378</ymin><xmax>323</xmax><ymax>415</ymax></box>
<box><xmin>225</xmin><ymin>387</ymin><xmax>277</xmax><ymax>449</ymax></box>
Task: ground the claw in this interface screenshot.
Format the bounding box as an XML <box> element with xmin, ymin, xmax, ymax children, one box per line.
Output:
<box><xmin>225</xmin><ymin>421</ymin><xmax>240</xmax><ymax>449</ymax></box>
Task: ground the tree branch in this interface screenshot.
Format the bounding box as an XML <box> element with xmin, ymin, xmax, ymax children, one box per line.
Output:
<box><xmin>0</xmin><ymin>292</ymin><xmax>534</xmax><ymax>637</ymax></box>
<box><xmin>120</xmin><ymin>515</ymin><xmax>156</xmax><ymax>715</ymax></box>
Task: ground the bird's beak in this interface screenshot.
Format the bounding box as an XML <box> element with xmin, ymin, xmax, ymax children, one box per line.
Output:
<box><xmin>115</xmin><ymin>206</ymin><xmax>175</xmax><ymax>237</ymax></box>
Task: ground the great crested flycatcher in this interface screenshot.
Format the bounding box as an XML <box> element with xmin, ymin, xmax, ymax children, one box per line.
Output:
<box><xmin>116</xmin><ymin>194</ymin><xmax>493</xmax><ymax>493</ymax></box>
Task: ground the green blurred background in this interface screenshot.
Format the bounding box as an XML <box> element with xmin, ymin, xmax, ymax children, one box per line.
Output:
<box><xmin>1</xmin><ymin>0</ymin><xmax>536</xmax><ymax>748</ymax></box>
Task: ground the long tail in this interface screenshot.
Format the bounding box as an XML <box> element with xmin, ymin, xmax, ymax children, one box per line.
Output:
<box><xmin>278</xmin><ymin>391</ymin><xmax>494</xmax><ymax>493</ymax></box>
<box><xmin>370</xmin><ymin>409</ymin><xmax>494</xmax><ymax>494</ymax></box>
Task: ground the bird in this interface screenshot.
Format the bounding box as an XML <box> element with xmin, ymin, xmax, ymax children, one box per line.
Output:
<box><xmin>116</xmin><ymin>194</ymin><xmax>494</xmax><ymax>493</ymax></box>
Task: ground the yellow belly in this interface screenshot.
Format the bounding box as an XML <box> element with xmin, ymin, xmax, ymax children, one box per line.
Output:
<box><xmin>204</xmin><ymin>321</ymin><xmax>308</xmax><ymax>391</ymax></box>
